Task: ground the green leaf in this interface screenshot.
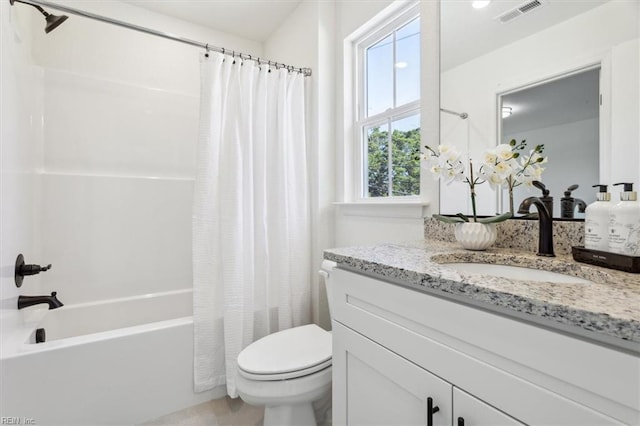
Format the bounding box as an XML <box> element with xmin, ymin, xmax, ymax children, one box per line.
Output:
<box><xmin>476</xmin><ymin>212</ymin><xmax>513</xmax><ymax>224</ymax></box>
<box><xmin>433</xmin><ymin>214</ymin><xmax>468</xmax><ymax>223</ymax></box>
<box><xmin>509</xmin><ymin>139</ymin><xmax>516</xmax><ymax>146</ymax></box>
<box><xmin>455</xmin><ymin>213</ymin><xmax>470</xmax><ymax>222</ymax></box>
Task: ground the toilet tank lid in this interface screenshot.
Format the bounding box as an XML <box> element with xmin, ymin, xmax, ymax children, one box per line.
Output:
<box><xmin>237</xmin><ymin>324</ymin><xmax>332</xmax><ymax>375</ymax></box>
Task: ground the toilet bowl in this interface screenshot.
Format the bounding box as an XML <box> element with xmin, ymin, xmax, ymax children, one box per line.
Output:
<box><xmin>236</xmin><ymin>261</ymin><xmax>336</xmax><ymax>426</ymax></box>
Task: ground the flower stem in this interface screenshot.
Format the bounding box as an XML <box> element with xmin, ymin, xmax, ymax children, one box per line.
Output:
<box><xmin>508</xmin><ymin>176</ymin><xmax>515</xmax><ymax>215</ymax></box>
<box><xmin>469</xmin><ymin>159</ymin><xmax>478</xmax><ymax>222</ymax></box>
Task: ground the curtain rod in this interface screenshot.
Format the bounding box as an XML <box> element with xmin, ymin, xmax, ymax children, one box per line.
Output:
<box><xmin>440</xmin><ymin>108</ymin><xmax>468</xmax><ymax>119</ymax></box>
<box><xmin>13</xmin><ymin>0</ymin><xmax>313</xmax><ymax>77</ymax></box>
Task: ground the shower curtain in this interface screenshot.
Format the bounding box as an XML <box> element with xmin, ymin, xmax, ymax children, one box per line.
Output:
<box><xmin>192</xmin><ymin>52</ymin><xmax>311</xmax><ymax>396</ymax></box>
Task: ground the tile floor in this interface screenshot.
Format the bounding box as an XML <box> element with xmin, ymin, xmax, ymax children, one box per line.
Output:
<box><xmin>140</xmin><ymin>397</ymin><xmax>263</xmax><ymax>426</ymax></box>
<box><xmin>140</xmin><ymin>393</ymin><xmax>332</xmax><ymax>426</ymax></box>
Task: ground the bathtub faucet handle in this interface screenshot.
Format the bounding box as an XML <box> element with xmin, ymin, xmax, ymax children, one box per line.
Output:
<box><xmin>22</xmin><ymin>263</ymin><xmax>52</xmax><ymax>275</ymax></box>
<box><xmin>15</xmin><ymin>254</ymin><xmax>52</xmax><ymax>287</ymax></box>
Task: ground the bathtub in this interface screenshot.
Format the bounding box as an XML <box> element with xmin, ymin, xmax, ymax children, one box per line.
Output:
<box><xmin>0</xmin><ymin>289</ymin><xmax>220</xmax><ymax>425</ymax></box>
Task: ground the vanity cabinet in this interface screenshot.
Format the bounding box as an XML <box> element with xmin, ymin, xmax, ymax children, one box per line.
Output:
<box><xmin>331</xmin><ymin>268</ymin><xmax>638</xmax><ymax>425</ymax></box>
<box><xmin>334</xmin><ymin>322</ymin><xmax>451</xmax><ymax>425</ymax></box>
<box><xmin>333</xmin><ymin>321</ymin><xmax>524</xmax><ymax>426</ymax></box>
<box><xmin>453</xmin><ymin>388</ymin><xmax>523</xmax><ymax>426</ymax></box>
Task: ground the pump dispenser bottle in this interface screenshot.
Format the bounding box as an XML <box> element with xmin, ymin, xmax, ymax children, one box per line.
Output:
<box><xmin>584</xmin><ymin>185</ymin><xmax>611</xmax><ymax>251</ymax></box>
<box><xmin>608</xmin><ymin>183</ymin><xmax>640</xmax><ymax>255</ymax></box>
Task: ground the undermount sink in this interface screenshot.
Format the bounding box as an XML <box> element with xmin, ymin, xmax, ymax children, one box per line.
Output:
<box><xmin>443</xmin><ymin>263</ymin><xmax>593</xmax><ymax>284</ymax></box>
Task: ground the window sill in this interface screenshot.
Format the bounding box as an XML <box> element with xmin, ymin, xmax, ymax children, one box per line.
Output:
<box><xmin>334</xmin><ymin>201</ymin><xmax>430</xmax><ymax>219</ymax></box>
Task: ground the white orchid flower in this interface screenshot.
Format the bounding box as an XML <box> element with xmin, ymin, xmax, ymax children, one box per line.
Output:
<box><xmin>532</xmin><ymin>166</ymin><xmax>545</xmax><ymax>179</ymax></box>
<box><xmin>493</xmin><ymin>161</ymin><xmax>513</xmax><ymax>178</ymax></box>
<box><xmin>485</xmin><ymin>171</ymin><xmax>505</xmax><ymax>189</ymax></box>
<box><xmin>495</xmin><ymin>144</ymin><xmax>514</xmax><ymax>161</ymax></box>
<box><xmin>438</xmin><ymin>144</ymin><xmax>451</xmax><ymax>155</ymax></box>
<box><xmin>483</xmin><ymin>149</ymin><xmax>497</xmax><ymax>165</ymax></box>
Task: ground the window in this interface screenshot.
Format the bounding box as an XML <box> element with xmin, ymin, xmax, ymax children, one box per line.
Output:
<box><xmin>356</xmin><ymin>7</ymin><xmax>421</xmax><ymax>200</ymax></box>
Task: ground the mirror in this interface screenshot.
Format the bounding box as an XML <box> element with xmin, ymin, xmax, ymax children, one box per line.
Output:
<box><xmin>499</xmin><ymin>67</ymin><xmax>600</xmax><ymax>219</ymax></box>
<box><xmin>439</xmin><ymin>0</ymin><xmax>639</xmax><ymax>219</ymax></box>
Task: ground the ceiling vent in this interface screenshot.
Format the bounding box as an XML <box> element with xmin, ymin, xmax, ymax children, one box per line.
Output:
<box><xmin>495</xmin><ymin>0</ymin><xmax>546</xmax><ymax>24</ymax></box>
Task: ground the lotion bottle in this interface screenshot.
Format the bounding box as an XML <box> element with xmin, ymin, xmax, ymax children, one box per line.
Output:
<box><xmin>608</xmin><ymin>182</ymin><xmax>640</xmax><ymax>255</ymax></box>
<box><xmin>584</xmin><ymin>184</ymin><xmax>611</xmax><ymax>251</ymax></box>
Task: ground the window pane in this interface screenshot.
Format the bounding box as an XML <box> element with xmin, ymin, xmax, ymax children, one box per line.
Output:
<box><xmin>366</xmin><ymin>34</ymin><xmax>393</xmax><ymax>117</ymax></box>
<box><xmin>366</xmin><ymin>124</ymin><xmax>390</xmax><ymax>197</ymax></box>
<box><xmin>391</xmin><ymin>114</ymin><xmax>421</xmax><ymax>196</ymax></box>
<box><xmin>395</xmin><ymin>18</ymin><xmax>420</xmax><ymax>107</ymax></box>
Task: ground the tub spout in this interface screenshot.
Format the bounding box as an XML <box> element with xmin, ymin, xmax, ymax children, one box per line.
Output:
<box><xmin>18</xmin><ymin>291</ymin><xmax>64</xmax><ymax>310</ymax></box>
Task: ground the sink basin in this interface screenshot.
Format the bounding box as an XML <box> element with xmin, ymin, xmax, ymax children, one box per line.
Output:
<box><xmin>443</xmin><ymin>263</ymin><xmax>593</xmax><ymax>284</ymax></box>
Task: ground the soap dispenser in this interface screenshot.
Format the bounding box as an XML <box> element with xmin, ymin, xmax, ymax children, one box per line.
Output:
<box><xmin>584</xmin><ymin>184</ymin><xmax>611</xmax><ymax>251</ymax></box>
<box><xmin>608</xmin><ymin>183</ymin><xmax>640</xmax><ymax>255</ymax></box>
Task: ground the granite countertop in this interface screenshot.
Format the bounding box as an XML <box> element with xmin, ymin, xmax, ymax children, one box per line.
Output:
<box><xmin>324</xmin><ymin>239</ymin><xmax>640</xmax><ymax>352</ymax></box>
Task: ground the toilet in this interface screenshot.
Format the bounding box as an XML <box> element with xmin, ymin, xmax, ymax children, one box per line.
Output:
<box><xmin>236</xmin><ymin>260</ymin><xmax>336</xmax><ymax>426</ymax></box>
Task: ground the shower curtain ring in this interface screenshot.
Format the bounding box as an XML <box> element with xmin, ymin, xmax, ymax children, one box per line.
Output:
<box><xmin>204</xmin><ymin>44</ymin><xmax>209</xmax><ymax>58</ymax></box>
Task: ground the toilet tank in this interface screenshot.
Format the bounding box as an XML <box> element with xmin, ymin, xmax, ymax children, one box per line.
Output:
<box><xmin>318</xmin><ymin>260</ymin><xmax>337</xmax><ymax>326</ymax></box>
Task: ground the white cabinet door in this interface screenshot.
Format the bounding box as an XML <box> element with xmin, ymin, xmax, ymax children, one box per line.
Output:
<box><xmin>453</xmin><ymin>387</ymin><xmax>524</xmax><ymax>426</ymax></box>
<box><xmin>333</xmin><ymin>321</ymin><xmax>451</xmax><ymax>426</ymax></box>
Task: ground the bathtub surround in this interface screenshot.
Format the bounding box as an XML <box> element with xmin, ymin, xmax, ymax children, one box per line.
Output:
<box><xmin>193</xmin><ymin>53</ymin><xmax>311</xmax><ymax>396</ymax></box>
<box><xmin>425</xmin><ymin>217</ymin><xmax>584</xmax><ymax>256</ymax></box>
<box><xmin>1</xmin><ymin>0</ymin><xmax>264</xmax><ymax>423</ymax></box>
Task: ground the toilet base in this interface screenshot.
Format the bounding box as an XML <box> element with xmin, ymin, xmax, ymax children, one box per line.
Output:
<box><xmin>264</xmin><ymin>402</ymin><xmax>316</xmax><ymax>426</ymax></box>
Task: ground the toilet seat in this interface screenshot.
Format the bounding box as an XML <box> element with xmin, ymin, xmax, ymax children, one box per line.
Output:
<box><xmin>237</xmin><ymin>324</ymin><xmax>332</xmax><ymax>381</ymax></box>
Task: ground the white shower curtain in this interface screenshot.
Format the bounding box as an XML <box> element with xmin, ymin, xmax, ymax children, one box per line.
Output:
<box><xmin>192</xmin><ymin>52</ymin><xmax>311</xmax><ymax>397</ymax></box>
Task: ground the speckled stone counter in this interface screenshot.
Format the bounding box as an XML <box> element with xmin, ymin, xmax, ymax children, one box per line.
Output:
<box><xmin>324</xmin><ymin>239</ymin><xmax>640</xmax><ymax>352</ymax></box>
<box><xmin>424</xmin><ymin>217</ymin><xmax>584</xmax><ymax>255</ymax></box>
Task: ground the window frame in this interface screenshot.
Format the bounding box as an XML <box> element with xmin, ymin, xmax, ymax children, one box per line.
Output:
<box><xmin>353</xmin><ymin>4</ymin><xmax>421</xmax><ymax>202</ymax></box>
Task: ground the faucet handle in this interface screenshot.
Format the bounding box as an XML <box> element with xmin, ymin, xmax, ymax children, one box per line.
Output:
<box><xmin>21</xmin><ymin>264</ymin><xmax>52</xmax><ymax>275</ymax></box>
<box><xmin>14</xmin><ymin>254</ymin><xmax>52</xmax><ymax>288</ymax></box>
<box><xmin>532</xmin><ymin>180</ymin><xmax>550</xmax><ymax>197</ymax></box>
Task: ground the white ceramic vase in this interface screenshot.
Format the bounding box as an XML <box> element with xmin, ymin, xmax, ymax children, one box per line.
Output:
<box><xmin>454</xmin><ymin>222</ymin><xmax>497</xmax><ymax>251</ymax></box>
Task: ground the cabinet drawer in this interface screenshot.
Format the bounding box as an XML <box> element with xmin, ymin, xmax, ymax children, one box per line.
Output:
<box><xmin>454</xmin><ymin>387</ymin><xmax>524</xmax><ymax>426</ymax></box>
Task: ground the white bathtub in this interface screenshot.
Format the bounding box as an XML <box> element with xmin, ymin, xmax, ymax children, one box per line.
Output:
<box><xmin>0</xmin><ymin>289</ymin><xmax>220</xmax><ymax>425</ymax></box>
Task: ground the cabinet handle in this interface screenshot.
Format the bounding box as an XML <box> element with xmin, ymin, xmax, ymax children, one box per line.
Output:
<box><xmin>458</xmin><ymin>417</ymin><xmax>465</xmax><ymax>426</ymax></box>
<box><xmin>427</xmin><ymin>397</ymin><xmax>440</xmax><ymax>426</ymax></box>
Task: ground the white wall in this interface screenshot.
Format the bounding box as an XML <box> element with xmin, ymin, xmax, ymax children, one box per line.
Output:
<box><xmin>505</xmin><ymin>118</ymin><xmax>599</xmax><ymax>218</ymax></box>
<box><xmin>265</xmin><ymin>0</ymin><xmax>336</xmax><ymax>329</ymax></box>
<box><xmin>29</xmin><ymin>0</ymin><xmax>261</xmax><ymax>304</ymax></box>
<box><xmin>0</xmin><ymin>1</ymin><xmax>42</xmax><ymax>347</ymax></box>
<box><xmin>441</xmin><ymin>1</ymin><xmax>640</xmax><ymax>216</ymax></box>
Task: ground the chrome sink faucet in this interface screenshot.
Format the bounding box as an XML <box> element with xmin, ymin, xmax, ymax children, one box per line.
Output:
<box><xmin>18</xmin><ymin>291</ymin><xmax>64</xmax><ymax>310</ymax></box>
<box><xmin>518</xmin><ymin>184</ymin><xmax>555</xmax><ymax>257</ymax></box>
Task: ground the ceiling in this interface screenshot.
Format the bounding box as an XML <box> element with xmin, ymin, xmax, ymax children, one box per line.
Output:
<box><xmin>441</xmin><ymin>0</ymin><xmax>610</xmax><ymax>71</ymax></box>
<box><xmin>121</xmin><ymin>0</ymin><xmax>303</xmax><ymax>42</ymax></box>
<box><xmin>120</xmin><ymin>1</ymin><xmax>611</xmax><ymax>65</ymax></box>
<box><xmin>502</xmin><ymin>67</ymin><xmax>600</xmax><ymax>135</ymax></box>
